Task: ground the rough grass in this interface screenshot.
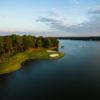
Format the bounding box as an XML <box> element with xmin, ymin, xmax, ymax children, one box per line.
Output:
<box><xmin>0</xmin><ymin>49</ymin><xmax>64</xmax><ymax>75</ymax></box>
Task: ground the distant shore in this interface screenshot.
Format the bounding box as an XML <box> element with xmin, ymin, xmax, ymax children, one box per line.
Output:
<box><xmin>54</xmin><ymin>36</ymin><xmax>100</xmax><ymax>41</ymax></box>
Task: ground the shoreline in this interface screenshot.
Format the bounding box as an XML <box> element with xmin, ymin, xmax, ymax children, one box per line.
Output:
<box><xmin>0</xmin><ymin>46</ymin><xmax>58</xmax><ymax>63</ymax></box>
<box><xmin>0</xmin><ymin>55</ymin><xmax>25</xmax><ymax>63</ymax></box>
<box><xmin>0</xmin><ymin>49</ymin><xmax>64</xmax><ymax>75</ymax></box>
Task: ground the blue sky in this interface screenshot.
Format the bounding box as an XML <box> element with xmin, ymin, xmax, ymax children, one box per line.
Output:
<box><xmin>0</xmin><ymin>0</ymin><xmax>100</xmax><ymax>36</ymax></box>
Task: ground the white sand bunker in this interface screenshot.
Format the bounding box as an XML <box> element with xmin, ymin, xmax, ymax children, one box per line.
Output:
<box><xmin>47</xmin><ymin>50</ymin><xmax>56</xmax><ymax>52</ymax></box>
<box><xmin>49</xmin><ymin>54</ymin><xmax>59</xmax><ymax>57</ymax></box>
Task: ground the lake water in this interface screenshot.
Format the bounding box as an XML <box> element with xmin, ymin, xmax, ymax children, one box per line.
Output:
<box><xmin>0</xmin><ymin>40</ymin><xmax>100</xmax><ymax>100</ymax></box>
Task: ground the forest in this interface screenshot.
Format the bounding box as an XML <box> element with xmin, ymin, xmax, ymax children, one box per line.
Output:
<box><xmin>0</xmin><ymin>34</ymin><xmax>58</xmax><ymax>55</ymax></box>
<box><xmin>55</xmin><ymin>36</ymin><xmax>100</xmax><ymax>41</ymax></box>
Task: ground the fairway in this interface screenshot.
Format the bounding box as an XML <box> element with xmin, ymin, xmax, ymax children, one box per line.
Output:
<box><xmin>0</xmin><ymin>49</ymin><xmax>64</xmax><ymax>74</ymax></box>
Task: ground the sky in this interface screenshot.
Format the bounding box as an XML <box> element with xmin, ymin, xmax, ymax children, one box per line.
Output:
<box><xmin>0</xmin><ymin>0</ymin><xmax>100</xmax><ymax>36</ymax></box>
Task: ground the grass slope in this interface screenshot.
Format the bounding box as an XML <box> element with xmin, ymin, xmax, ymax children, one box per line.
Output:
<box><xmin>0</xmin><ymin>49</ymin><xmax>64</xmax><ymax>75</ymax></box>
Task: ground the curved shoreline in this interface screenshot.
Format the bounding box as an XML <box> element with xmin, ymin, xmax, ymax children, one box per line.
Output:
<box><xmin>0</xmin><ymin>55</ymin><xmax>25</xmax><ymax>63</ymax></box>
<box><xmin>0</xmin><ymin>49</ymin><xmax>64</xmax><ymax>75</ymax></box>
<box><xmin>0</xmin><ymin>46</ymin><xmax>58</xmax><ymax>63</ymax></box>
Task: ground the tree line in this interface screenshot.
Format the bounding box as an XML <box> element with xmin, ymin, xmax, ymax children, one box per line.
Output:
<box><xmin>0</xmin><ymin>34</ymin><xmax>59</xmax><ymax>55</ymax></box>
<box><xmin>55</xmin><ymin>36</ymin><xmax>100</xmax><ymax>41</ymax></box>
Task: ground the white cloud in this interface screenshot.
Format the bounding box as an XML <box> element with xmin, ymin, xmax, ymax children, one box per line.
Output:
<box><xmin>86</xmin><ymin>7</ymin><xmax>90</xmax><ymax>10</ymax></box>
<box><xmin>35</xmin><ymin>8</ymin><xmax>62</xmax><ymax>16</ymax></box>
<box><xmin>88</xmin><ymin>8</ymin><xmax>100</xmax><ymax>14</ymax></box>
<box><xmin>71</xmin><ymin>0</ymin><xmax>80</xmax><ymax>5</ymax></box>
<box><xmin>37</xmin><ymin>17</ymin><xmax>59</xmax><ymax>22</ymax></box>
<box><xmin>64</xmin><ymin>17</ymin><xmax>69</xmax><ymax>20</ymax></box>
<box><xmin>76</xmin><ymin>1</ymin><xmax>80</xmax><ymax>4</ymax></box>
<box><xmin>36</xmin><ymin>6</ymin><xmax>100</xmax><ymax>36</ymax></box>
<box><xmin>2</xmin><ymin>15</ymin><xmax>8</xmax><ymax>18</ymax></box>
<box><xmin>49</xmin><ymin>8</ymin><xmax>62</xmax><ymax>16</ymax></box>
<box><xmin>35</xmin><ymin>9</ymin><xmax>46</xmax><ymax>12</ymax></box>
<box><xmin>37</xmin><ymin>10</ymin><xmax>100</xmax><ymax>35</ymax></box>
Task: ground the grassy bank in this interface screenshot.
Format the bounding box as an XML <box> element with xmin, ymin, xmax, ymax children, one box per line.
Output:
<box><xmin>0</xmin><ymin>49</ymin><xmax>64</xmax><ymax>75</ymax></box>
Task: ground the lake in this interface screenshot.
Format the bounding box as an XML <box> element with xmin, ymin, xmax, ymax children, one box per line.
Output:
<box><xmin>0</xmin><ymin>40</ymin><xmax>100</xmax><ymax>100</ymax></box>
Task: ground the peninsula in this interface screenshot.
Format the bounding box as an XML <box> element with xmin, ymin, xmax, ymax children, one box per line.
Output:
<box><xmin>0</xmin><ymin>35</ymin><xmax>64</xmax><ymax>75</ymax></box>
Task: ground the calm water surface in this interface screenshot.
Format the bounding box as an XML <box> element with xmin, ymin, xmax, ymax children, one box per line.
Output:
<box><xmin>0</xmin><ymin>40</ymin><xmax>100</xmax><ymax>100</ymax></box>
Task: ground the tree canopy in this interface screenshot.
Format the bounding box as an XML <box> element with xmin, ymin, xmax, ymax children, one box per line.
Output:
<box><xmin>0</xmin><ymin>35</ymin><xmax>59</xmax><ymax>55</ymax></box>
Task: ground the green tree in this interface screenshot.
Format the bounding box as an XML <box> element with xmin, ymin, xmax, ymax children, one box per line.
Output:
<box><xmin>16</xmin><ymin>37</ymin><xmax>23</xmax><ymax>51</ymax></box>
<box><xmin>32</xmin><ymin>36</ymin><xmax>36</xmax><ymax>47</ymax></box>
<box><xmin>3</xmin><ymin>36</ymin><xmax>12</xmax><ymax>54</ymax></box>
<box><xmin>43</xmin><ymin>38</ymin><xmax>53</xmax><ymax>48</ymax></box>
<box><xmin>0</xmin><ymin>37</ymin><xmax>4</xmax><ymax>54</ymax></box>
<box><xmin>11</xmin><ymin>34</ymin><xmax>20</xmax><ymax>52</ymax></box>
<box><xmin>50</xmin><ymin>38</ymin><xmax>59</xmax><ymax>47</ymax></box>
<box><xmin>22</xmin><ymin>35</ymin><xmax>34</xmax><ymax>50</ymax></box>
<box><xmin>36</xmin><ymin>37</ymin><xmax>43</xmax><ymax>47</ymax></box>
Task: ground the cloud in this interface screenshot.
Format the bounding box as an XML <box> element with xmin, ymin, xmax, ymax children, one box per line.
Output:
<box><xmin>35</xmin><ymin>8</ymin><xmax>62</xmax><ymax>16</ymax></box>
<box><xmin>2</xmin><ymin>15</ymin><xmax>8</xmax><ymax>18</ymax></box>
<box><xmin>86</xmin><ymin>7</ymin><xmax>90</xmax><ymax>10</ymax></box>
<box><xmin>36</xmin><ymin>6</ymin><xmax>100</xmax><ymax>36</ymax></box>
<box><xmin>88</xmin><ymin>8</ymin><xmax>100</xmax><ymax>14</ymax></box>
<box><xmin>49</xmin><ymin>8</ymin><xmax>62</xmax><ymax>16</ymax></box>
<box><xmin>71</xmin><ymin>0</ymin><xmax>80</xmax><ymax>5</ymax></box>
<box><xmin>37</xmin><ymin>17</ymin><xmax>58</xmax><ymax>22</ymax></box>
<box><xmin>37</xmin><ymin>11</ymin><xmax>100</xmax><ymax>35</ymax></box>
<box><xmin>76</xmin><ymin>1</ymin><xmax>80</xmax><ymax>4</ymax></box>
<box><xmin>37</xmin><ymin>17</ymin><xmax>76</xmax><ymax>32</ymax></box>
<box><xmin>64</xmin><ymin>17</ymin><xmax>69</xmax><ymax>20</ymax></box>
<box><xmin>35</xmin><ymin>9</ymin><xmax>46</xmax><ymax>13</ymax></box>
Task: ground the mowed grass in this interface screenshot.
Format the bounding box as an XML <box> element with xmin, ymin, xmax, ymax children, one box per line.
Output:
<box><xmin>0</xmin><ymin>49</ymin><xmax>64</xmax><ymax>75</ymax></box>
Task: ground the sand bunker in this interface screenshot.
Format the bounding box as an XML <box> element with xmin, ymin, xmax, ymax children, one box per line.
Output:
<box><xmin>47</xmin><ymin>50</ymin><xmax>56</xmax><ymax>52</ymax></box>
<box><xmin>49</xmin><ymin>54</ymin><xmax>59</xmax><ymax>57</ymax></box>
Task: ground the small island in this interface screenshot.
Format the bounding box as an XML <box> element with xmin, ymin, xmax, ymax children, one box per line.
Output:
<box><xmin>0</xmin><ymin>34</ymin><xmax>64</xmax><ymax>75</ymax></box>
